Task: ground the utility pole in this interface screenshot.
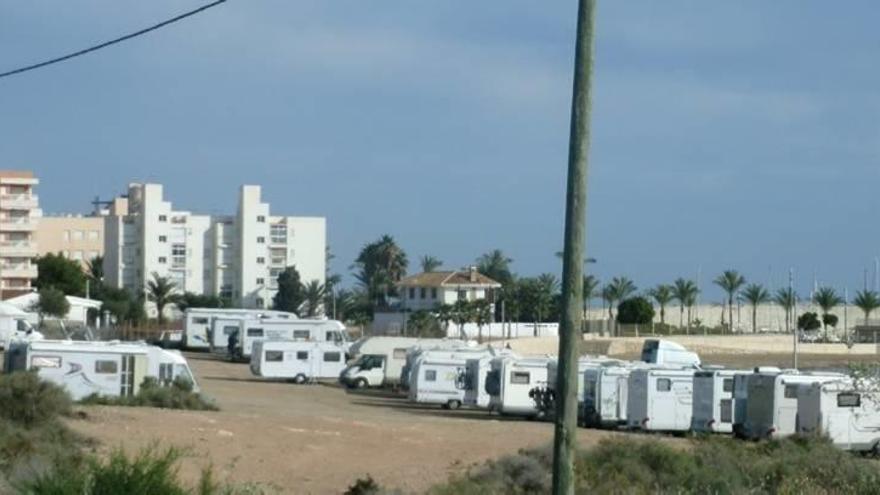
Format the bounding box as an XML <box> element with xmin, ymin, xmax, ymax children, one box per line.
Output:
<box><xmin>553</xmin><ymin>1</ymin><xmax>596</xmax><ymax>494</ymax></box>
<box><xmin>790</xmin><ymin>268</ymin><xmax>797</xmax><ymax>369</ymax></box>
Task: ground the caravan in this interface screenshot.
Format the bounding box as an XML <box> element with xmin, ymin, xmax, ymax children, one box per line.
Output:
<box><xmin>486</xmin><ymin>356</ymin><xmax>554</xmax><ymax>417</ymax></box>
<box><xmin>211</xmin><ymin>317</ymin><xmax>349</xmax><ymax>360</ymax></box>
<box><xmin>463</xmin><ymin>351</ymin><xmax>518</xmax><ymax>409</ymax></box>
<box><xmin>400</xmin><ymin>340</ymin><xmax>474</xmax><ymax>389</ymax></box>
<box><xmin>742</xmin><ymin>371</ymin><xmax>848</xmax><ymax>439</ymax></box>
<box><xmin>583</xmin><ymin>362</ymin><xmax>644</xmax><ymax>428</ymax></box>
<box><xmin>692</xmin><ymin>369</ymin><xmax>745</xmax><ymax>433</ymax></box>
<box><xmin>408</xmin><ymin>347</ymin><xmax>499</xmax><ymax>409</ymax></box>
<box><xmin>627</xmin><ymin>368</ymin><xmax>696</xmax><ymax>432</ymax></box>
<box><xmin>250</xmin><ymin>340</ymin><xmax>349</xmax><ymax>383</ymax></box>
<box><xmin>797</xmin><ymin>380</ymin><xmax>880</xmax><ymax>452</ymax></box>
<box><xmin>184</xmin><ymin>308</ymin><xmax>296</xmax><ymax>350</ymax></box>
<box><xmin>4</xmin><ymin>340</ymin><xmax>198</xmax><ymax>400</ymax></box>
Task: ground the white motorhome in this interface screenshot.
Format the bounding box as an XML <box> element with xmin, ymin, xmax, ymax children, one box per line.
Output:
<box><xmin>692</xmin><ymin>369</ymin><xmax>746</xmax><ymax>434</ymax></box>
<box><xmin>627</xmin><ymin>368</ymin><xmax>696</xmax><ymax>432</ymax></box>
<box><xmin>0</xmin><ymin>302</ymin><xmax>40</xmax><ymax>349</ymax></box>
<box><xmin>463</xmin><ymin>351</ymin><xmax>520</xmax><ymax>409</ymax></box>
<box><xmin>486</xmin><ymin>356</ymin><xmax>554</xmax><ymax>417</ymax></box>
<box><xmin>250</xmin><ymin>340</ymin><xmax>348</xmax><ymax>383</ymax></box>
<box><xmin>4</xmin><ymin>340</ymin><xmax>199</xmax><ymax>400</ymax></box>
<box><xmin>731</xmin><ymin>367</ymin><xmax>783</xmax><ymax>438</ymax></box>
<box><xmin>742</xmin><ymin>371</ymin><xmax>848</xmax><ymax>439</ymax></box>
<box><xmin>400</xmin><ymin>340</ymin><xmax>475</xmax><ymax>389</ymax></box>
<box><xmin>797</xmin><ymin>380</ymin><xmax>880</xmax><ymax>452</ymax></box>
<box><xmin>212</xmin><ymin>317</ymin><xmax>349</xmax><ymax>360</ymax></box>
<box><xmin>408</xmin><ymin>347</ymin><xmax>498</xmax><ymax>409</ymax></box>
<box><xmin>584</xmin><ymin>362</ymin><xmax>645</xmax><ymax>428</ymax></box>
<box><xmin>340</xmin><ymin>337</ymin><xmax>464</xmax><ymax>388</ymax></box>
<box><xmin>184</xmin><ymin>308</ymin><xmax>296</xmax><ymax>350</ymax></box>
<box><xmin>640</xmin><ymin>339</ymin><xmax>701</xmax><ymax>367</ymax></box>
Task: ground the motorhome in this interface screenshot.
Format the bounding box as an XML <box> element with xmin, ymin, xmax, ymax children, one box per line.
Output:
<box><xmin>339</xmin><ymin>337</ymin><xmax>464</xmax><ymax>388</ymax></box>
<box><xmin>407</xmin><ymin>347</ymin><xmax>499</xmax><ymax>409</ymax></box>
<box><xmin>249</xmin><ymin>340</ymin><xmax>349</xmax><ymax>383</ymax></box>
<box><xmin>640</xmin><ymin>339</ymin><xmax>701</xmax><ymax>367</ymax></box>
<box><xmin>183</xmin><ymin>308</ymin><xmax>296</xmax><ymax>350</ymax></box>
<box><xmin>692</xmin><ymin>369</ymin><xmax>746</xmax><ymax>433</ymax></box>
<box><xmin>211</xmin><ymin>317</ymin><xmax>349</xmax><ymax>360</ymax></box>
<box><xmin>486</xmin><ymin>356</ymin><xmax>555</xmax><ymax>417</ymax></box>
<box><xmin>731</xmin><ymin>367</ymin><xmax>783</xmax><ymax>437</ymax></box>
<box><xmin>400</xmin><ymin>340</ymin><xmax>476</xmax><ymax>389</ymax></box>
<box><xmin>797</xmin><ymin>380</ymin><xmax>880</xmax><ymax>452</ymax></box>
<box><xmin>627</xmin><ymin>367</ymin><xmax>696</xmax><ymax>432</ymax></box>
<box><xmin>4</xmin><ymin>340</ymin><xmax>199</xmax><ymax>400</ymax></box>
<box><xmin>742</xmin><ymin>371</ymin><xmax>848</xmax><ymax>439</ymax></box>
<box><xmin>463</xmin><ymin>351</ymin><xmax>519</xmax><ymax>409</ymax></box>
<box><xmin>0</xmin><ymin>302</ymin><xmax>40</xmax><ymax>350</ymax></box>
<box><xmin>584</xmin><ymin>362</ymin><xmax>646</xmax><ymax>428</ymax></box>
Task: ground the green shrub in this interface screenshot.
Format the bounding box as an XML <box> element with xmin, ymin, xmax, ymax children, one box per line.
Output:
<box><xmin>81</xmin><ymin>376</ymin><xmax>218</xmax><ymax>411</ymax></box>
<box><xmin>0</xmin><ymin>371</ymin><xmax>71</xmax><ymax>427</ymax></box>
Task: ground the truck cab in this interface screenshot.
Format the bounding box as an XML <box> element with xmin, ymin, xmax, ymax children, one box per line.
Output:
<box><xmin>339</xmin><ymin>354</ymin><xmax>386</xmax><ymax>388</ymax></box>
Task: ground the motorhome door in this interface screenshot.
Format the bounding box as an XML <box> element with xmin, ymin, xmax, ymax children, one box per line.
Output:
<box><xmin>120</xmin><ymin>354</ymin><xmax>148</xmax><ymax>396</ymax></box>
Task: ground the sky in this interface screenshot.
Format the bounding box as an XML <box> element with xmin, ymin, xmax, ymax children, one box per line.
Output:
<box><xmin>1</xmin><ymin>1</ymin><xmax>879</xmax><ymax>302</ymax></box>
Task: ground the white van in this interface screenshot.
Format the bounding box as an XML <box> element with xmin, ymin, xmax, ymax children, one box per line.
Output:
<box><xmin>640</xmin><ymin>339</ymin><xmax>701</xmax><ymax>367</ymax></box>
<box><xmin>584</xmin><ymin>362</ymin><xmax>644</xmax><ymax>428</ymax></box>
<box><xmin>627</xmin><ymin>368</ymin><xmax>695</xmax><ymax>432</ymax></box>
<box><xmin>692</xmin><ymin>369</ymin><xmax>745</xmax><ymax>433</ymax></box>
<box><xmin>742</xmin><ymin>371</ymin><xmax>848</xmax><ymax>439</ymax></box>
<box><xmin>4</xmin><ymin>340</ymin><xmax>199</xmax><ymax>400</ymax></box>
<box><xmin>184</xmin><ymin>308</ymin><xmax>295</xmax><ymax>350</ymax></box>
<box><xmin>797</xmin><ymin>380</ymin><xmax>880</xmax><ymax>452</ymax></box>
<box><xmin>250</xmin><ymin>340</ymin><xmax>348</xmax><ymax>383</ymax></box>
<box><xmin>486</xmin><ymin>356</ymin><xmax>554</xmax><ymax>417</ymax></box>
<box><xmin>339</xmin><ymin>337</ymin><xmax>465</xmax><ymax>388</ymax></box>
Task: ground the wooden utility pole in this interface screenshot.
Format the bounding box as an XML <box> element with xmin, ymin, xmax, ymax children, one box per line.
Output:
<box><xmin>552</xmin><ymin>0</ymin><xmax>596</xmax><ymax>494</ymax></box>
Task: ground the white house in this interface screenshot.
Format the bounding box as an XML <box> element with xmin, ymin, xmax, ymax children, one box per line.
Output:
<box><xmin>397</xmin><ymin>268</ymin><xmax>501</xmax><ymax>312</ymax></box>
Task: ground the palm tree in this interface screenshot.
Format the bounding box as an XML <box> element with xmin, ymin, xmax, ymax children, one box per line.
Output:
<box><xmin>302</xmin><ymin>280</ymin><xmax>326</xmax><ymax>317</ymax></box>
<box><xmin>853</xmin><ymin>290</ymin><xmax>880</xmax><ymax>326</ymax></box>
<box><xmin>419</xmin><ymin>255</ymin><xmax>442</xmax><ymax>273</ymax></box>
<box><xmin>472</xmin><ymin>299</ymin><xmax>492</xmax><ymax>343</ymax></box>
<box><xmin>647</xmin><ymin>284</ymin><xmax>674</xmax><ymax>326</ymax></box>
<box><xmin>602</xmin><ymin>277</ymin><xmax>637</xmax><ymax>332</ymax></box>
<box><xmin>671</xmin><ymin>278</ymin><xmax>698</xmax><ymax>331</ymax></box>
<box><xmin>583</xmin><ymin>274</ymin><xmax>599</xmax><ymax>321</ymax></box>
<box><xmin>436</xmin><ymin>303</ymin><xmax>454</xmax><ymax>337</ymax></box>
<box><xmin>146</xmin><ymin>272</ymin><xmax>178</xmax><ymax>324</ymax></box>
<box><xmin>773</xmin><ymin>287</ymin><xmax>797</xmax><ymax>333</ymax></box>
<box><xmin>352</xmin><ymin>235</ymin><xmax>408</xmax><ymax>308</ymax></box>
<box><xmin>86</xmin><ymin>255</ymin><xmax>104</xmax><ymax>282</ymax></box>
<box><xmin>740</xmin><ymin>284</ymin><xmax>771</xmax><ymax>333</ymax></box>
<box><xmin>813</xmin><ymin>287</ymin><xmax>844</xmax><ymax>340</ymax></box>
<box><xmin>713</xmin><ymin>270</ymin><xmax>746</xmax><ymax>333</ymax></box>
<box><xmin>476</xmin><ymin>249</ymin><xmax>513</xmax><ymax>284</ymax></box>
<box><xmin>451</xmin><ymin>299</ymin><xmax>475</xmax><ymax>339</ymax></box>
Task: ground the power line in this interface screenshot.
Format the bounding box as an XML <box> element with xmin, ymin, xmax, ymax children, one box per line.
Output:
<box><xmin>0</xmin><ymin>0</ymin><xmax>228</xmax><ymax>80</ymax></box>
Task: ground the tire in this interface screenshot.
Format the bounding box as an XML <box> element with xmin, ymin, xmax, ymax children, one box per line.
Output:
<box><xmin>293</xmin><ymin>374</ymin><xmax>307</xmax><ymax>385</ymax></box>
<box><xmin>354</xmin><ymin>378</ymin><xmax>368</xmax><ymax>389</ymax></box>
<box><xmin>447</xmin><ymin>400</ymin><xmax>462</xmax><ymax>410</ymax></box>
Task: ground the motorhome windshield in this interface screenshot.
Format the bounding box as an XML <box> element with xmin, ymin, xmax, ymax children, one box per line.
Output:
<box><xmin>357</xmin><ymin>355</ymin><xmax>385</xmax><ymax>370</ymax></box>
<box><xmin>174</xmin><ymin>364</ymin><xmax>196</xmax><ymax>386</ymax></box>
<box><xmin>640</xmin><ymin>341</ymin><xmax>659</xmax><ymax>362</ymax></box>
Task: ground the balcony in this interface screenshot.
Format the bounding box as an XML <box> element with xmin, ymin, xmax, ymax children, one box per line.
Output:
<box><xmin>0</xmin><ymin>194</ymin><xmax>38</xmax><ymax>210</ymax></box>
<box><xmin>1</xmin><ymin>264</ymin><xmax>38</xmax><ymax>278</ymax></box>
<box><xmin>0</xmin><ymin>241</ymin><xmax>36</xmax><ymax>257</ymax></box>
<box><xmin>0</xmin><ymin>218</ymin><xmax>36</xmax><ymax>231</ymax></box>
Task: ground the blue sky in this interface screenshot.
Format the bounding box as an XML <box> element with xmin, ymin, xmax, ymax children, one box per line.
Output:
<box><xmin>2</xmin><ymin>1</ymin><xmax>878</xmax><ymax>301</ymax></box>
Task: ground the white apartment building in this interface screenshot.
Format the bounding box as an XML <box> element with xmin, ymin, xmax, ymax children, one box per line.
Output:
<box><xmin>0</xmin><ymin>171</ymin><xmax>41</xmax><ymax>299</ymax></box>
<box><xmin>103</xmin><ymin>183</ymin><xmax>325</xmax><ymax>310</ymax></box>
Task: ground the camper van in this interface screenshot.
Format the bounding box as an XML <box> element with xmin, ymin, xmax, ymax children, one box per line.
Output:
<box><xmin>183</xmin><ymin>308</ymin><xmax>296</xmax><ymax>350</ymax></box>
<box><xmin>692</xmin><ymin>369</ymin><xmax>746</xmax><ymax>433</ymax></box>
<box><xmin>250</xmin><ymin>340</ymin><xmax>349</xmax><ymax>383</ymax></box>
<box><xmin>211</xmin><ymin>317</ymin><xmax>349</xmax><ymax>360</ymax></box>
<box><xmin>640</xmin><ymin>339</ymin><xmax>701</xmax><ymax>367</ymax></box>
<box><xmin>742</xmin><ymin>371</ymin><xmax>848</xmax><ymax>439</ymax></box>
<box><xmin>400</xmin><ymin>340</ymin><xmax>475</xmax><ymax>389</ymax></box>
<box><xmin>4</xmin><ymin>340</ymin><xmax>199</xmax><ymax>400</ymax></box>
<box><xmin>408</xmin><ymin>347</ymin><xmax>497</xmax><ymax>409</ymax></box>
<box><xmin>339</xmin><ymin>337</ymin><xmax>464</xmax><ymax>389</ymax></box>
<box><xmin>583</xmin><ymin>362</ymin><xmax>645</xmax><ymax>428</ymax></box>
<box><xmin>797</xmin><ymin>380</ymin><xmax>880</xmax><ymax>452</ymax></box>
<box><xmin>463</xmin><ymin>351</ymin><xmax>519</xmax><ymax>409</ymax></box>
<box><xmin>627</xmin><ymin>367</ymin><xmax>696</xmax><ymax>432</ymax></box>
<box><xmin>486</xmin><ymin>356</ymin><xmax>554</xmax><ymax>417</ymax></box>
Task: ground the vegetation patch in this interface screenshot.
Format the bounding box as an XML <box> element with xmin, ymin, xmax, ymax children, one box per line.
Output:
<box><xmin>81</xmin><ymin>376</ymin><xmax>219</xmax><ymax>411</ymax></box>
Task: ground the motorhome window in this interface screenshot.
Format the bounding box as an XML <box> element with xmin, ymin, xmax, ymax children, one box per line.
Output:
<box><xmin>838</xmin><ymin>392</ymin><xmax>861</xmax><ymax>408</ymax></box>
<box><xmin>265</xmin><ymin>351</ymin><xmax>284</xmax><ymax>362</ymax></box>
<box><xmin>293</xmin><ymin>330</ymin><xmax>310</xmax><ymax>339</ymax></box>
<box><xmin>95</xmin><ymin>360</ymin><xmax>118</xmax><ymax>374</ymax></box>
<box><xmin>159</xmin><ymin>363</ymin><xmax>174</xmax><ymax>383</ymax></box>
<box><xmin>223</xmin><ymin>326</ymin><xmax>238</xmax><ymax>336</ymax></box>
<box><xmin>392</xmin><ymin>348</ymin><xmax>408</xmax><ymax>359</ymax></box>
<box><xmin>720</xmin><ymin>399</ymin><xmax>733</xmax><ymax>423</ymax></box>
<box><xmin>511</xmin><ymin>372</ymin><xmax>530</xmax><ymax>385</ymax></box>
<box><xmin>247</xmin><ymin>328</ymin><xmax>264</xmax><ymax>337</ymax></box>
<box><xmin>723</xmin><ymin>378</ymin><xmax>734</xmax><ymax>393</ymax></box>
<box><xmin>425</xmin><ymin>370</ymin><xmax>437</xmax><ymax>382</ymax></box>
<box><xmin>324</xmin><ymin>352</ymin><xmax>341</xmax><ymax>362</ymax></box>
<box><xmin>31</xmin><ymin>356</ymin><xmax>61</xmax><ymax>368</ymax></box>
<box><xmin>784</xmin><ymin>384</ymin><xmax>799</xmax><ymax>399</ymax></box>
<box><xmin>656</xmin><ymin>378</ymin><xmax>672</xmax><ymax>392</ymax></box>
<box><xmin>193</xmin><ymin>317</ymin><xmax>209</xmax><ymax>325</ymax></box>
<box><xmin>296</xmin><ymin>351</ymin><xmax>308</xmax><ymax>360</ymax></box>
<box><xmin>326</xmin><ymin>331</ymin><xmax>340</xmax><ymax>342</ymax></box>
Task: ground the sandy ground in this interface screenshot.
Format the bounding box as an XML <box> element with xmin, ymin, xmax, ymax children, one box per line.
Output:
<box><xmin>66</xmin><ymin>353</ymin><xmax>637</xmax><ymax>494</ymax></box>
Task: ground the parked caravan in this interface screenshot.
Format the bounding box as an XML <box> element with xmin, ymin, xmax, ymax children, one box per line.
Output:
<box><xmin>584</xmin><ymin>362</ymin><xmax>646</xmax><ymax>428</ymax></box>
<box><xmin>692</xmin><ymin>369</ymin><xmax>747</xmax><ymax>433</ymax></box>
<box><xmin>640</xmin><ymin>339</ymin><xmax>701</xmax><ymax>367</ymax></box>
<box><xmin>731</xmin><ymin>367</ymin><xmax>783</xmax><ymax>437</ymax></box>
<box><xmin>408</xmin><ymin>347</ymin><xmax>501</xmax><ymax>409</ymax></box>
<box><xmin>463</xmin><ymin>351</ymin><xmax>519</xmax><ymax>409</ymax></box>
<box><xmin>184</xmin><ymin>308</ymin><xmax>296</xmax><ymax>350</ymax></box>
<box><xmin>4</xmin><ymin>340</ymin><xmax>198</xmax><ymax>400</ymax></box>
<box><xmin>400</xmin><ymin>340</ymin><xmax>475</xmax><ymax>389</ymax></box>
<box><xmin>797</xmin><ymin>380</ymin><xmax>880</xmax><ymax>452</ymax></box>
<box><xmin>742</xmin><ymin>371</ymin><xmax>848</xmax><ymax>439</ymax></box>
<box><xmin>212</xmin><ymin>317</ymin><xmax>349</xmax><ymax>360</ymax></box>
<box><xmin>250</xmin><ymin>340</ymin><xmax>348</xmax><ymax>383</ymax></box>
<box><xmin>339</xmin><ymin>337</ymin><xmax>464</xmax><ymax>388</ymax></box>
<box><xmin>486</xmin><ymin>356</ymin><xmax>555</xmax><ymax>417</ymax></box>
<box><xmin>627</xmin><ymin>368</ymin><xmax>696</xmax><ymax>432</ymax></box>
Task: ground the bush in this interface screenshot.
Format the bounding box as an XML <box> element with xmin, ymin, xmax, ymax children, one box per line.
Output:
<box><xmin>81</xmin><ymin>377</ymin><xmax>218</xmax><ymax>411</ymax></box>
<box><xmin>0</xmin><ymin>371</ymin><xmax>71</xmax><ymax>427</ymax></box>
<box><xmin>616</xmin><ymin>297</ymin><xmax>655</xmax><ymax>325</ymax></box>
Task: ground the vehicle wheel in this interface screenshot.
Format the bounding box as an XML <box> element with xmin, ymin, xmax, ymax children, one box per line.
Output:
<box><xmin>447</xmin><ymin>400</ymin><xmax>462</xmax><ymax>410</ymax></box>
<box><xmin>293</xmin><ymin>374</ymin><xmax>307</xmax><ymax>385</ymax></box>
<box><xmin>354</xmin><ymin>378</ymin><xmax>368</xmax><ymax>389</ymax></box>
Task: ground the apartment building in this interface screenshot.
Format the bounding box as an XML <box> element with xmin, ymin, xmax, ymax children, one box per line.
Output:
<box><xmin>0</xmin><ymin>171</ymin><xmax>40</xmax><ymax>299</ymax></box>
<box><xmin>35</xmin><ymin>215</ymin><xmax>104</xmax><ymax>269</ymax></box>
<box><xmin>103</xmin><ymin>183</ymin><xmax>325</xmax><ymax>309</ymax></box>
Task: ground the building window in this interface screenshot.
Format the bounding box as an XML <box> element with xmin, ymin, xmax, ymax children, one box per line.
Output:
<box><xmin>265</xmin><ymin>351</ymin><xmax>283</xmax><ymax>362</ymax></box>
<box><xmin>723</xmin><ymin>378</ymin><xmax>733</xmax><ymax>393</ymax></box>
<box><xmin>431</xmin><ymin>288</ymin><xmax>438</xmax><ymax>299</ymax></box>
<box><xmin>425</xmin><ymin>370</ymin><xmax>437</xmax><ymax>382</ymax></box>
<box><xmin>657</xmin><ymin>378</ymin><xmax>672</xmax><ymax>392</ymax></box>
<box><xmin>420</xmin><ymin>288</ymin><xmax>426</xmax><ymax>299</ymax></box>
<box><xmin>63</xmin><ymin>230</ymin><xmax>70</xmax><ymax>242</ymax></box>
<box><xmin>255</xmin><ymin>297</ymin><xmax>264</xmax><ymax>308</ymax></box>
<box><xmin>159</xmin><ymin>235</ymin><xmax>167</xmax><ymax>243</ymax></box>
<box><xmin>257</xmin><ymin>257</ymin><xmax>265</xmax><ymax>264</ymax></box>
<box><xmin>72</xmin><ymin>230</ymin><xmax>83</xmax><ymax>241</ymax></box>
<box><xmin>256</xmin><ymin>278</ymin><xmax>265</xmax><ymax>285</ymax></box>
<box><xmin>158</xmin><ymin>257</ymin><xmax>167</xmax><ymax>264</ymax></box>
<box><xmin>257</xmin><ymin>236</ymin><xmax>265</xmax><ymax>244</ymax></box>
<box><xmin>88</xmin><ymin>231</ymin><xmax>99</xmax><ymax>241</ymax></box>
<box><xmin>159</xmin><ymin>215</ymin><xmax>167</xmax><ymax>222</ymax></box>
<box><xmin>71</xmin><ymin>251</ymin><xmax>83</xmax><ymax>261</ymax></box>
<box><xmin>171</xmin><ymin>244</ymin><xmax>186</xmax><ymax>267</ymax></box>
<box><xmin>220</xmin><ymin>285</ymin><xmax>233</xmax><ymax>299</ymax></box>
<box><xmin>257</xmin><ymin>215</ymin><xmax>266</xmax><ymax>223</ymax></box>
<box><xmin>270</xmin><ymin>224</ymin><xmax>286</xmax><ymax>243</ymax></box>
<box><xmin>95</xmin><ymin>360</ymin><xmax>118</xmax><ymax>374</ymax></box>
<box><xmin>511</xmin><ymin>372</ymin><xmax>530</xmax><ymax>385</ymax></box>
<box><xmin>457</xmin><ymin>290</ymin><xmax>467</xmax><ymax>301</ymax></box>
<box><xmin>408</xmin><ymin>288</ymin><xmax>415</xmax><ymax>299</ymax></box>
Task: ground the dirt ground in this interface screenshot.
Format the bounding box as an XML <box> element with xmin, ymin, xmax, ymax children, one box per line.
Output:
<box><xmin>66</xmin><ymin>353</ymin><xmax>635</xmax><ymax>494</ymax></box>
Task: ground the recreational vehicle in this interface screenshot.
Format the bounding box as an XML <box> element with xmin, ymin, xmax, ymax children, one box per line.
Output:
<box><xmin>583</xmin><ymin>362</ymin><xmax>645</xmax><ymax>428</ymax></box>
<box><xmin>797</xmin><ymin>380</ymin><xmax>880</xmax><ymax>452</ymax></box>
<box><xmin>250</xmin><ymin>340</ymin><xmax>349</xmax><ymax>383</ymax></box>
<box><xmin>408</xmin><ymin>347</ymin><xmax>499</xmax><ymax>409</ymax></box>
<box><xmin>211</xmin><ymin>317</ymin><xmax>349</xmax><ymax>360</ymax></box>
<box><xmin>692</xmin><ymin>369</ymin><xmax>746</xmax><ymax>433</ymax></box>
<box><xmin>627</xmin><ymin>367</ymin><xmax>696</xmax><ymax>432</ymax></box>
<box><xmin>183</xmin><ymin>308</ymin><xmax>296</xmax><ymax>350</ymax></box>
<box><xmin>4</xmin><ymin>340</ymin><xmax>199</xmax><ymax>400</ymax></box>
<box><xmin>400</xmin><ymin>340</ymin><xmax>475</xmax><ymax>389</ymax></box>
<box><xmin>640</xmin><ymin>339</ymin><xmax>701</xmax><ymax>367</ymax></box>
<box><xmin>464</xmin><ymin>352</ymin><xmax>514</xmax><ymax>409</ymax></box>
<box><xmin>339</xmin><ymin>337</ymin><xmax>464</xmax><ymax>388</ymax></box>
<box><xmin>742</xmin><ymin>371</ymin><xmax>848</xmax><ymax>439</ymax></box>
<box><xmin>486</xmin><ymin>356</ymin><xmax>554</xmax><ymax>417</ymax></box>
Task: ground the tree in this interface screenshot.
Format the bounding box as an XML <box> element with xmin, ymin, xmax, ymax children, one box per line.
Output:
<box><xmin>713</xmin><ymin>270</ymin><xmax>746</xmax><ymax>333</ymax></box>
<box><xmin>36</xmin><ymin>287</ymin><xmax>69</xmax><ymax>321</ymax></box>
<box><xmin>672</xmin><ymin>278</ymin><xmax>698</xmax><ymax>331</ymax></box>
<box><xmin>407</xmin><ymin>310</ymin><xmax>443</xmax><ymax>338</ymax></box>
<box><xmin>602</xmin><ymin>277</ymin><xmax>636</xmax><ymax>322</ymax></box>
<box><xmin>302</xmin><ymin>280</ymin><xmax>326</xmax><ymax>317</ymax></box>
<box><xmin>813</xmin><ymin>287</ymin><xmax>844</xmax><ymax>341</ymax></box>
<box><xmin>273</xmin><ymin>266</ymin><xmax>305</xmax><ymax>314</ymax></box>
<box><xmin>476</xmin><ymin>249</ymin><xmax>513</xmax><ymax>284</ymax></box>
<box><xmin>518</xmin><ymin>277</ymin><xmax>555</xmax><ymax>326</ymax></box>
<box><xmin>451</xmin><ymin>299</ymin><xmax>474</xmax><ymax>339</ymax></box>
<box><xmin>352</xmin><ymin>235</ymin><xmax>408</xmax><ymax>309</ymax></box>
<box><xmin>34</xmin><ymin>253</ymin><xmax>86</xmax><ymax>296</ymax></box>
<box><xmin>436</xmin><ymin>303</ymin><xmax>455</xmax><ymax>337</ymax></box>
<box><xmin>146</xmin><ymin>273</ymin><xmax>179</xmax><ymax>324</ymax></box>
<box><xmin>822</xmin><ymin>313</ymin><xmax>839</xmax><ymax>332</ymax></box>
<box><xmin>740</xmin><ymin>284</ymin><xmax>771</xmax><ymax>334</ymax></box>
<box><xmin>773</xmin><ymin>287</ymin><xmax>798</xmax><ymax>333</ymax></box>
<box><xmin>419</xmin><ymin>255</ymin><xmax>443</xmax><ymax>273</ymax></box>
<box><xmin>471</xmin><ymin>299</ymin><xmax>493</xmax><ymax>343</ymax></box>
<box><xmin>797</xmin><ymin>312</ymin><xmax>822</xmax><ymax>332</ymax></box>
<box><xmin>616</xmin><ymin>296</ymin><xmax>655</xmax><ymax>325</ymax></box>
<box><xmin>647</xmin><ymin>285</ymin><xmax>674</xmax><ymax>326</ymax></box>
<box><xmin>86</xmin><ymin>255</ymin><xmax>104</xmax><ymax>282</ymax></box>
<box><xmin>176</xmin><ymin>292</ymin><xmax>224</xmax><ymax>312</ymax></box>
<box><xmin>853</xmin><ymin>290</ymin><xmax>880</xmax><ymax>326</ymax></box>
